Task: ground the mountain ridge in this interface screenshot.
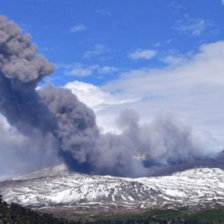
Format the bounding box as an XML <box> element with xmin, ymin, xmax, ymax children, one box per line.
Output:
<box><xmin>0</xmin><ymin>164</ymin><xmax>224</xmax><ymax>213</ymax></box>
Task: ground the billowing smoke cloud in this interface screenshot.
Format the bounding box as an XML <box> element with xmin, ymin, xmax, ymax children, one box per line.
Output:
<box><xmin>39</xmin><ymin>86</ymin><xmax>99</xmax><ymax>173</ymax></box>
<box><xmin>0</xmin><ymin>15</ymin><xmax>56</xmax><ymax>134</ymax></box>
<box><xmin>90</xmin><ymin>110</ymin><xmax>204</xmax><ymax>177</ymax></box>
<box><xmin>0</xmin><ymin>15</ymin><xmax>98</xmax><ymax>175</ymax></box>
<box><xmin>0</xmin><ymin>16</ymin><xmax>210</xmax><ymax>178</ymax></box>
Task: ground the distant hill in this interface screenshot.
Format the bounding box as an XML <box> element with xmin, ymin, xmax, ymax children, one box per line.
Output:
<box><xmin>0</xmin><ymin>195</ymin><xmax>73</xmax><ymax>224</ymax></box>
<box><xmin>1</xmin><ymin>195</ymin><xmax>224</xmax><ymax>224</ymax></box>
<box><xmin>1</xmin><ymin>165</ymin><xmax>224</xmax><ymax>211</ymax></box>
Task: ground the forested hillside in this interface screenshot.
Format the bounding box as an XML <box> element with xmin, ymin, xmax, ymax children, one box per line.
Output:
<box><xmin>1</xmin><ymin>195</ymin><xmax>224</xmax><ymax>224</ymax></box>
<box><xmin>0</xmin><ymin>195</ymin><xmax>73</xmax><ymax>224</ymax></box>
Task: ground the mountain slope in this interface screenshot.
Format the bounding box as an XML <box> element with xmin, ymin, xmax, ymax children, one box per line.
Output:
<box><xmin>0</xmin><ymin>165</ymin><xmax>224</xmax><ymax>212</ymax></box>
<box><xmin>2</xmin><ymin>195</ymin><xmax>224</xmax><ymax>224</ymax></box>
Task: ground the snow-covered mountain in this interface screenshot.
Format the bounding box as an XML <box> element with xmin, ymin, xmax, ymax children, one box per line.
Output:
<box><xmin>0</xmin><ymin>164</ymin><xmax>224</xmax><ymax>212</ymax></box>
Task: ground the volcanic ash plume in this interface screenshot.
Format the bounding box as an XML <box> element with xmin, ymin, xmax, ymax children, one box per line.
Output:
<box><xmin>0</xmin><ymin>15</ymin><xmax>98</xmax><ymax>174</ymax></box>
<box><xmin>39</xmin><ymin>86</ymin><xmax>99</xmax><ymax>173</ymax></box>
<box><xmin>91</xmin><ymin>110</ymin><xmax>203</xmax><ymax>177</ymax></box>
<box><xmin>0</xmin><ymin>16</ymin><xmax>207</xmax><ymax>177</ymax></box>
<box><xmin>0</xmin><ymin>15</ymin><xmax>55</xmax><ymax>133</ymax></box>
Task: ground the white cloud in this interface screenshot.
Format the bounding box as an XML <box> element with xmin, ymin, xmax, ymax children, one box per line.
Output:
<box><xmin>222</xmin><ymin>0</ymin><xmax>224</xmax><ymax>5</ymax></box>
<box><xmin>174</xmin><ymin>15</ymin><xmax>208</xmax><ymax>36</ymax></box>
<box><xmin>161</xmin><ymin>55</ymin><xmax>187</xmax><ymax>66</ymax></box>
<box><xmin>63</xmin><ymin>41</ymin><xmax>224</xmax><ymax>152</ymax></box>
<box><xmin>128</xmin><ymin>49</ymin><xmax>157</xmax><ymax>60</ymax></box>
<box><xmin>66</xmin><ymin>64</ymin><xmax>98</xmax><ymax>77</ymax></box>
<box><xmin>65</xmin><ymin>81</ymin><xmax>139</xmax><ymax>133</ymax></box>
<box><xmin>65</xmin><ymin>81</ymin><xmax>137</xmax><ymax>110</ymax></box>
<box><xmin>0</xmin><ymin>114</ymin><xmax>61</xmax><ymax>179</ymax></box>
<box><xmin>96</xmin><ymin>41</ymin><xmax>224</xmax><ymax>152</ymax></box>
<box><xmin>160</xmin><ymin>51</ymin><xmax>193</xmax><ymax>66</ymax></box>
<box><xmin>70</xmin><ymin>23</ymin><xmax>86</xmax><ymax>32</ymax></box>
<box><xmin>65</xmin><ymin>64</ymin><xmax>118</xmax><ymax>77</ymax></box>
<box><xmin>96</xmin><ymin>9</ymin><xmax>112</xmax><ymax>16</ymax></box>
<box><xmin>98</xmin><ymin>66</ymin><xmax>118</xmax><ymax>74</ymax></box>
<box><xmin>84</xmin><ymin>44</ymin><xmax>109</xmax><ymax>58</ymax></box>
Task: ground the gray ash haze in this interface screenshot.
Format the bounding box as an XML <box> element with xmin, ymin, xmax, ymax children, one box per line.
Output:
<box><xmin>0</xmin><ymin>16</ymin><xmax>215</xmax><ymax>178</ymax></box>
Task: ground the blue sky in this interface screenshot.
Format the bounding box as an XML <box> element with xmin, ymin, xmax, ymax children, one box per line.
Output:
<box><xmin>1</xmin><ymin>0</ymin><xmax>224</xmax><ymax>153</ymax></box>
<box><xmin>1</xmin><ymin>0</ymin><xmax>224</xmax><ymax>85</ymax></box>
